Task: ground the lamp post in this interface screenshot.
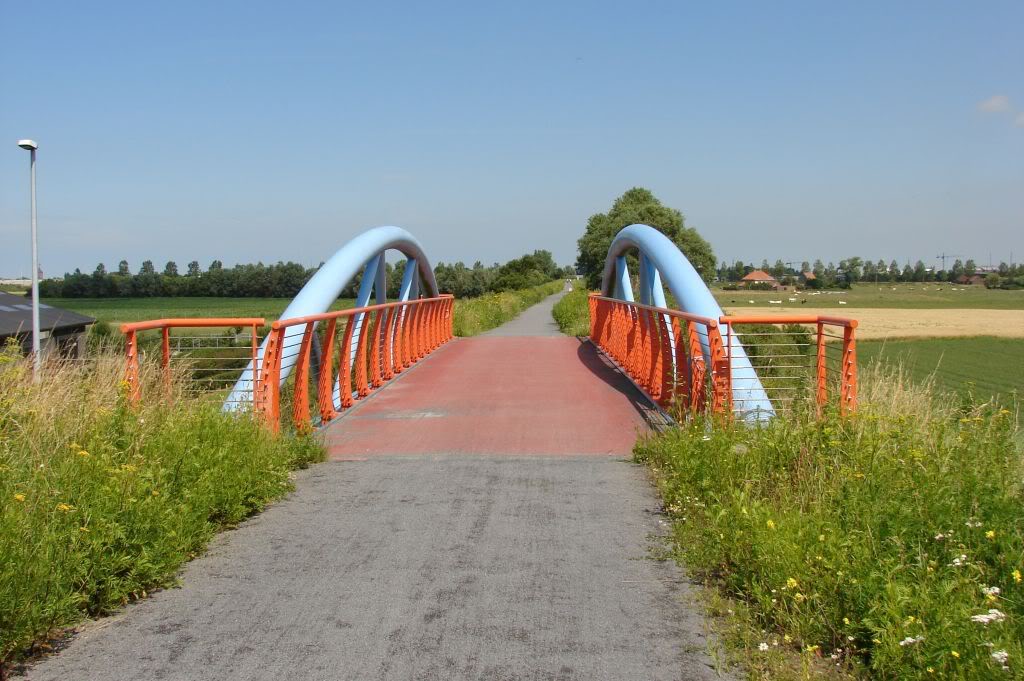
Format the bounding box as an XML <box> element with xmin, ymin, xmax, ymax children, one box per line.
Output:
<box><xmin>17</xmin><ymin>139</ymin><xmax>41</xmax><ymax>382</ymax></box>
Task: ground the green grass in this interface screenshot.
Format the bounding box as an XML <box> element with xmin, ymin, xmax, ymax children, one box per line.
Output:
<box><xmin>452</xmin><ymin>280</ymin><xmax>565</xmax><ymax>336</ymax></box>
<box><xmin>636</xmin><ymin>371</ymin><xmax>1023</xmax><ymax>680</ymax></box>
<box><xmin>714</xmin><ymin>283</ymin><xmax>1024</xmax><ymax>310</ymax></box>
<box><xmin>858</xmin><ymin>337</ymin><xmax>1023</xmax><ymax>404</ymax></box>
<box><xmin>551</xmin><ymin>279</ymin><xmax>591</xmax><ymax>336</ymax></box>
<box><xmin>0</xmin><ymin>348</ymin><xmax>323</xmax><ymax>671</ymax></box>
<box><xmin>42</xmin><ymin>297</ymin><xmax>357</xmax><ymax>324</ymax></box>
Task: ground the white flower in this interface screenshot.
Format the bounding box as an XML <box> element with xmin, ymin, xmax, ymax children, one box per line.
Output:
<box><xmin>758</xmin><ymin>643</ymin><xmax>769</xmax><ymax>651</ymax></box>
<box><xmin>899</xmin><ymin>635</ymin><xmax>925</xmax><ymax>646</ymax></box>
<box><xmin>992</xmin><ymin>649</ymin><xmax>1009</xmax><ymax>666</ymax></box>
<box><xmin>970</xmin><ymin>609</ymin><xmax>1007</xmax><ymax>625</ymax></box>
<box><xmin>949</xmin><ymin>554</ymin><xmax>968</xmax><ymax>567</ymax></box>
<box><xmin>982</xmin><ymin>586</ymin><xmax>1001</xmax><ymax>597</ymax></box>
<box><xmin>934</xmin><ymin>533</ymin><xmax>945</xmax><ymax>540</ymax></box>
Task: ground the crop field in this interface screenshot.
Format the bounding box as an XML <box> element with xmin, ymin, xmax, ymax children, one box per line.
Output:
<box><xmin>713</xmin><ymin>282</ymin><xmax>1024</xmax><ymax>309</ymax></box>
<box><xmin>858</xmin><ymin>336</ymin><xmax>1023</xmax><ymax>404</ymax></box>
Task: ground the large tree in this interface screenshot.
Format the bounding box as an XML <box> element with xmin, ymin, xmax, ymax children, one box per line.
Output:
<box><xmin>575</xmin><ymin>187</ymin><xmax>716</xmax><ymax>289</ymax></box>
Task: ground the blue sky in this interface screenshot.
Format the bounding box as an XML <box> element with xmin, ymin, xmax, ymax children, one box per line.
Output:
<box><xmin>1</xmin><ymin>0</ymin><xmax>1021</xmax><ymax>277</ymax></box>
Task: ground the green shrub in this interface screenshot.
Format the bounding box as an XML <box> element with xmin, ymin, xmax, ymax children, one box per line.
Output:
<box><xmin>636</xmin><ymin>368</ymin><xmax>1023</xmax><ymax>679</ymax></box>
<box><xmin>0</xmin><ymin>348</ymin><xmax>322</xmax><ymax>669</ymax></box>
<box><xmin>551</xmin><ymin>280</ymin><xmax>591</xmax><ymax>336</ymax></box>
<box><xmin>452</xmin><ymin>280</ymin><xmax>564</xmax><ymax>336</ymax></box>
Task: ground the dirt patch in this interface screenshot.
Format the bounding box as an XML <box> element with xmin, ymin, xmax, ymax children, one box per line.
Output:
<box><xmin>722</xmin><ymin>307</ymin><xmax>1024</xmax><ymax>340</ymax></box>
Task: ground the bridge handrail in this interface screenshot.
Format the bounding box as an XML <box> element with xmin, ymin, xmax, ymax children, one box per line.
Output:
<box><xmin>257</xmin><ymin>295</ymin><xmax>454</xmax><ymax>432</ymax></box>
<box><xmin>587</xmin><ymin>294</ymin><xmax>720</xmax><ymax>327</ymax></box>
<box><xmin>121</xmin><ymin>318</ymin><xmax>266</xmax><ymax>405</ymax></box>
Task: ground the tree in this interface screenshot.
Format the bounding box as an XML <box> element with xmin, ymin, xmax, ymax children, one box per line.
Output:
<box><xmin>139</xmin><ymin>260</ymin><xmax>155</xmax><ymax>275</ymax></box>
<box><xmin>187</xmin><ymin>261</ymin><xmax>201</xmax><ymax>277</ymax></box>
<box><xmin>575</xmin><ymin>187</ymin><xmax>716</xmax><ymax>288</ymax></box>
<box><xmin>888</xmin><ymin>260</ymin><xmax>900</xmax><ymax>282</ymax></box>
<box><xmin>965</xmin><ymin>259</ymin><xmax>977</xmax><ymax>277</ymax></box>
<box><xmin>163</xmin><ymin>261</ymin><xmax>179</xmax><ymax>277</ymax></box>
<box><xmin>118</xmin><ymin>260</ymin><xmax>130</xmax><ymax>276</ymax></box>
<box><xmin>771</xmin><ymin>259</ymin><xmax>786</xmax><ymax>279</ymax></box>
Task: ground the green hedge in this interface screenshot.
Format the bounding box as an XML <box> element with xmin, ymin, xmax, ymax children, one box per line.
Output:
<box><xmin>452</xmin><ymin>279</ymin><xmax>565</xmax><ymax>336</ymax></box>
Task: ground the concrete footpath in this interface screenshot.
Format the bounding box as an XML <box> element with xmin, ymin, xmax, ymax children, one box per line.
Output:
<box><xmin>25</xmin><ymin>288</ymin><xmax>728</xmax><ymax>681</ymax></box>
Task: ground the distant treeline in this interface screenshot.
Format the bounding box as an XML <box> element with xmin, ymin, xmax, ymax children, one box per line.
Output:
<box><xmin>38</xmin><ymin>251</ymin><xmax>574</xmax><ymax>299</ymax></box>
<box><xmin>718</xmin><ymin>258</ymin><xmax>1024</xmax><ymax>289</ymax></box>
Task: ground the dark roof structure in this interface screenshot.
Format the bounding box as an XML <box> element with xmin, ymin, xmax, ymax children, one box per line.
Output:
<box><xmin>0</xmin><ymin>291</ymin><xmax>95</xmax><ymax>337</ymax></box>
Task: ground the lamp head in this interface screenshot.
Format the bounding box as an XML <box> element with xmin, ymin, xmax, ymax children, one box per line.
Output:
<box><xmin>17</xmin><ymin>139</ymin><xmax>38</xmax><ymax>151</ymax></box>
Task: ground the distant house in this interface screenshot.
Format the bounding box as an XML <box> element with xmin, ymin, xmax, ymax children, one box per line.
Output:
<box><xmin>955</xmin><ymin>274</ymin><xmax>987</xmax><ymax>286</ymax></box>
<box><xmin>0</xmin><ymin>292</ymin><xmax>95</xmax><ymax>358</ymax></box>
<box><xmin>800</xmin><ymin>271</ymin><xmax>817</xmax><ymax>283</ymax></box>
<box><xmin>740</xmin><ymin>270</ymin><xmax>780</xmax><ymax>289</ymax></box>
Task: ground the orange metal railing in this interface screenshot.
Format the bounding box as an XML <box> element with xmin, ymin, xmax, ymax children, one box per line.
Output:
<box><xmin>588</xmin><ymin>294</ymin><xmax>858</xmax><ymax>419</ymax></box>
<box><xmin>255</xmin><ymin>295</ymin><xmax>454</xmax><ymax>432</ymax></box>
<box><xmin>122</xmin><ymin>318</ymin><xmax>265</xmax><ymax>405</ymax></box>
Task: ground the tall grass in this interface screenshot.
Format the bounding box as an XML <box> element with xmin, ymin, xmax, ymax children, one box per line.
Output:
<box><xmin>551</xmin><ymin>279</ymin><xmax>591</xmax><ymax>336</ymax></box>
<box><xmin>0</xmin><ymin>345</ymin><xmax>322</xmax><ymax>670</ymax></box>
<box><xmin>636</xmin><ymin>366</ymin><xmax>1023</xmax><ymax>679</ymax></box>
<box><xmin>452</xmin><ymin>280</ymin><xmax>564</xmax><ymax>336</ymax></box>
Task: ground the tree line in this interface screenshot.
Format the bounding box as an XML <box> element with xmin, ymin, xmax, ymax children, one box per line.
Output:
<box><xmin>39</xmin><ymin>251</ymin><xmax>573</xmax><ymax>300</ymax></box>
<box><xmin>718</xmin><ymin>258</ymin><xmax>1024</xmax><ymax>289</ymax></box>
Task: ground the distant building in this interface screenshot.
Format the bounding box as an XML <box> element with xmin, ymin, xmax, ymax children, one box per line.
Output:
<box><xmin>0</xmin><ymin>292</ymin><xmax>95</xmax><ymax>358</ymax></box>
<box><xmin>800</xmin><ymin>271</ymin><xmax>817</xmax><ymax>283</ymax></box>
<box><xmin>740</xmin><ymin>270</ymin><xmax>780</xmax><ymax>289</ymax></box>
<box><xmin>955</xmin><ymin>274</ymin><xmax>987</xmax><ymax>286</ymax></box>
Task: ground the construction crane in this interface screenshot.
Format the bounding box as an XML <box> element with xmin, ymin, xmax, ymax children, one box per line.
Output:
<box><xmin>935</xmin><ymin>253</ymin><xmax>963</xmax><ymax>270</ymax></box>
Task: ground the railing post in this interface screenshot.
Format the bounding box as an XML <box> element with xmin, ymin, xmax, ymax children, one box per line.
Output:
<box><xmin>250</xmin><ymin>322</ymin><xmax>260</xmax><ymax>410</ymax></box>
<box><xmin>124</xmin><ymin>328</ymin><xmax>141</xmax><ymax>403</ymax></box>
<box><xmin>337</xmin><ymin>316</ymin><xmax>356</xmax><ymax>408</ymax></box>
<box><xmin>318</xmin><ymin>318</ymin><xmax>338</xmax><ymax>422</ymax></box>
<box><xmin>256</xmin><ymin>326</ymin><xmax>284</xmax><ymax>433</ymax></box>
<box><xmin>161</xmin><ymin>326</ymin><xmax>172</xmax><ymax>392</ymax></box>
<box><xmin>292</xmin><ymin>323</ymin><xmax>314</xmax><ymax>430</ymax></box>
<box><xmin>355</xmin><ymin>308</ymin><xmax>373</xmax><ymax>397</ymax></box>
<box><xmin>816</xmin><ymin>322</ymin><xmax>827</xmax><ymax>412</ymax></box>
<box><xmin>709</xmin><ymin>323</ymin><xmax>730</xmax><ymax>416</ymax></box>
<box><xmin>840</xmin><ymin>323</ymin><xmax>858</xmax><ymax>415</ymax></box>
<box><xmin>370</xmin><ymin>310</ymin><xmax>384</xmax><ymax>388</ymax></box>
<box><xmin>381</xmin><ymin>307</ymin><xmax>396</xmax><ymax>380</ymax></box>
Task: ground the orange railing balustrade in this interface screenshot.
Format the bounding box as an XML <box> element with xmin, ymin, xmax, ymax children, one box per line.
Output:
<box><xmin>588</xmin><ymin>295</ymin><xmax>730</xmax><ymax>417</ymax></box>
<box><xmin>121</xmin><ymin>318</ymin><xmax>265</xmax><ymax>406</ymax></box>
<box><xmin>588</xmin><ymin>294</ymin><xmax>858</xmax><ymax>420</ymax></box>
<box><xmin>256</xmin><ymin>295</ymin><xmax>453</xmax><ymax>432</ymax></box>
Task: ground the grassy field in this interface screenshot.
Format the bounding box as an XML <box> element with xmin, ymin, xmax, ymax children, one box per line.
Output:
<box><xmin>713</xmin><ymin>282</ymin><xmax>1024</xmax><ymax>310</ymax></box>
<box><xmin>42</xmin><ymin>297</ymin><xmax>356</xmax><ymax>324</ymax></box>
<box><xmin>858</xmin><ymin>337</ymin><xmax>1023</xmax><ymax>404</ymax></box>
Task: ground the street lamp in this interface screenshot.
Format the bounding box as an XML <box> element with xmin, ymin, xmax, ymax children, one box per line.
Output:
<box><xmin>17</xmin><ymin>139</ymin><xmax>41</xmax><ymax>382</ymax></box>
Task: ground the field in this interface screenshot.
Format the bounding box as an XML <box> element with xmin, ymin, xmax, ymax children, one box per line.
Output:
<box><xmin>42</xmin><ymin>297</ymin><xmax>355</xmax><ymax>324</ymax></box>
<box><xmin>713</xmin><ymin>282</ymin><xmax>1024</xmax><ymax>310</ymax></box>
<box><xmin>858</xmin><ymin>336</ymin><xmax>1023</xmax><ymax>404</ymax></box>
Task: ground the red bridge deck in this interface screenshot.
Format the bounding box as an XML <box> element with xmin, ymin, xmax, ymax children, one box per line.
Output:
<box><xmin>324</xmin><ymin>337</ymin><xmax>654</xmax><ymax>458</ymax></box>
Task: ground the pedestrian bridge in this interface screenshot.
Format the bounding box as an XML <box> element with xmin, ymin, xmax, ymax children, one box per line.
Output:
<box><xmin>121</xmin><ymin>224</ymin><xmax>857</xmax><ymax>446</ymax></box>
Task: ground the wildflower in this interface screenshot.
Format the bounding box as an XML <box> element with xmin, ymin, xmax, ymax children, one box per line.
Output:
<box><xmin>758</xmin><ymin>642</ymin><xmax>769</xmax><ymax>652</ymax></box>
<box><xmin>786</xmin><ymin>577</ymin><xmax>799</xmax><ymax>589</ymax></box>
<box><xmin>992</xmin><ymin>650</ymin><xmax>1009</xmax><ymax>665</ymax></box>
<box><xmin>794</xmin><ymin>592</ymin><xmax>806</xmax><ymax>603</ymax></box>
<box><xmin>905</xmin><ymin>615</ymin><xmax>917</xmax><ymax>624</ymax></box>
<box><xmin>77</xmin><ymin>450</ymin><xmax>90</xmax><ymax>457</ymax></box>
<box><xmin>927</xmin><ymin>667</ymin><xmax>934</xmax><ymax>673</ymax></box>
<box><xmin>951</xmin><ymin>651</ymin><xmax>960</xmax><ymax>658</ymax></box>
<box><xmin>818</xmin><ymin>534</ymin><xmax>825</xmax><ymax>542</ymax></box>
<box><xmin>899</xmin><ymin>635</ymin><xmax>924</xmax><ymax>646</ymax></box>
<box><xmin>79</xmin><ymin>527</ymin><xmax>89</xmax><ymax>533</ymax></box>
<box><xmin>151</xmin><ymin>490</ymin><xmax>159</xmax><ymax>496</ymax></box>
<box><xmin>986</xmin><ymin>530</ymin><xmax>996</xmax><ymax>540</ymax></box>
<box><xmin>966</xmin><ymin>520</ymin><xmax>982</xmax><ymax>528</ymax></box>
<box><xmin>784</xmin><ymin>634</ymin><xmax>792</xmax><ymax>643</ymax></box>
<box><xmin>949</xmin><ymin>555</ymin><xmax>968</xmax><ymax>567</ymax></box>
<box><xmin>766</xmin><ymin>519</ymin><xmax>776</xmax><ymax>530</ymax></box>
<box><xmin>68</xmin><ymin>442</ymin><xmax>80</xmax><ymax>450</ymax></box>
<box><xmin>13</xmin><ymin>493</ymin><xmax>26</xmax><ymax>502</ymax></box>
<box><xmin>804</xmin><ymin>644</ymin><xmax>819</xmax><ymax>653</ymax></box>
<box><xmin>934</xmin><ymin>533</ymin><xmax>945</xmax><ymax>540</ymax></box>
<box><xmin>982</xmin><ymin>586</ymin><xmax>1001</xmax><ymax>601</ymax></box>
<box><xmin>56</xmin><ymin>503</ymin><xmax>73</xmax><ymax>513</ymax></box>
<box><xmin>842</xmin><ymin>617</ymin><xmax>850</xmax><ymax>625</ymax></box>
<box><xmin>1013</xmin><ymin>570</ymin><xmax>1022</xmax><ymax>584</ymax></box>
<box><xmin>970</xmin><ymin>609</ymin><xmax>1006</xmax><ymax>625</ymax></box>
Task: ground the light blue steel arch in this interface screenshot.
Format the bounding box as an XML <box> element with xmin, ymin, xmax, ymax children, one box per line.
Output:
<box><xmin>599</xmin><ymin>224</ymin><xmax>774</xmax><ymax>420</ymax></box>
<box><xmin>225</xmin><ymin>226</ymin><xmax>439</xmax><ymax>409</ymax></box>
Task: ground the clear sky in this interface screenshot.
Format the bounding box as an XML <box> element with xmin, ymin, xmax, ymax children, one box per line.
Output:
<box><xmin>1</xmin><ymin>0</ymin><xmax>1021</xmax><ymax>278</ymax></box>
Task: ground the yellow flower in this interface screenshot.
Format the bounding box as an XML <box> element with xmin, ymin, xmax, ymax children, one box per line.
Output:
<box><xmin>79</xmin><ymin>526</ymin><xmax>89</xmax><ymax>533</ymax></box>
<box><xmin>13</xmin><ymin>493</ymin><xmax>26</xmax><ymax>502</ymax></box>
<box><xmin>794</xmin><ymin>592</ymin><xmax>806</xmax><ymax>602</ymax></box>
<box><xmin>766</xmin><ymin>519</ymin><xmax>776</xmax><ymax>530</ymax></box>
<box><xmin>818</xmin><ymin>534</ymin><xmax>826</xmax><ymax>542</ymax></box>
<box><xmin>905</xmin><ymin>615</ymin><xmax>916</xmax><ymax>624</ymax></box>
<box><xmin>986</xmin><ymin>530</ymin><xmax>996</xmax><ymax>540</ymax></box>
<box><xmin>68</xmin><ymin>442</ymin><xmax>80</xmax><ymax>450</ymax></box>
<box><xmin>927</xmin><ymin>667</ymin><xmax>934</xmax><ymax>674</ymax></box>
<box><xmin>77</xmin><ymin>450</ymin><xmax>90</xmax><ymax>457</ymax></box>
<box><xmin>56</xmin><ymin>503</ymin><xmax>74</xmax><ymax>513</ymax></box>
<box><xmin>151</xmin><ymin>490</ymin><xmax>159</xmax><ymax>496</ymax></box>
<box><xmin>804</xmin><ymin>644</ymin><xmax>819</xmax><ymax>653</ymax></box>
<box><xmin>783</xmin><ymin>634</ymin><xmax>792</xmax><ymax>643</ymax></box>
<box><xmin>1013</xmin><ymin>569</ymin><xmax>1022</xmax><ymax>584</ymax></box>
<box><xmin>843</xmin><ymin>617</ymin><xmax>850</xmax><ymax>625</ymax></box>
<box><xmin>786</xmin><ymin>577</ymin><xmax>799</xmax><ymax>589</ymax></box>
<box><xmin>951</xmin><ymin>651</ymin><xmax>960</xmax><ymax>659</ymax></box>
